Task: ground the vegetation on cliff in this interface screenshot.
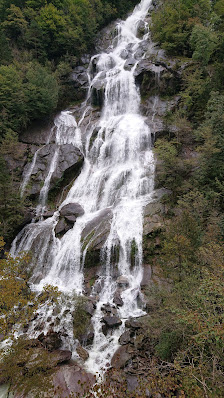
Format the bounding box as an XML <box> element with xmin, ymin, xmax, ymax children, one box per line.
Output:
<box><xmin>142</xmin><ymin>0</ymin><xmax>224</xmax><ymax>396</ymax></box>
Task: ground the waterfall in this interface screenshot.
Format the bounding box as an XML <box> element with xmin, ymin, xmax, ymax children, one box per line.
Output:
<box><xmin>12</xmin><ymin>0</ymin><xmax>155</xmax><ymax>377</ymax></box>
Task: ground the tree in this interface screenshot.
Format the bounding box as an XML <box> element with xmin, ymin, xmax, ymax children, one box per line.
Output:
<box><xmin>190</xmin><ymin>24</ymin><xmax>218</xmax><ymax>66</ymax></box>
<box><xmin>161</xmin><ymin>211</ymin><xmax>201</xmax><ymax>281</ymax></box>
<box><xmin>24</xmin><ymin>62</ymin><xmax>59</xmax><ymax>119</ymax></box>
<box><xmin>2</xmin><ymin>4</ymin><xmax>27</xmax><ymax>43</ymax></box>
<box><xmin>0</xmin><ymin>64</ymin><xmax>27</xmax><ymax>136</ymax></box>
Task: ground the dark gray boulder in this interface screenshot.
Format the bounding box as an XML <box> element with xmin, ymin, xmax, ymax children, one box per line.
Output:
<box><xmin>124</xmin><ymin>58</ymin><xmax>136</xmax><ymax>70</ymax></box>
<box><xmin>102</xmin><ymin>316</ymin><xmax>122</xmax><ymax>328</ymax></box>
<box><xmin>113</xmin><ymin>291</ymin><xmax>124</xmax><ymax>307</ymax></box>
<box><xmin>55</xmin><ymin>219</ymin><xmax>71</xmax><ymax>236</ymax></box>
<box><xmin>125</xmin><ymin>318</ymin><xmax>141</xmax><ymax>330</ymax></box>
<box><xmin>60</xmin><ymin>203</ymin><xmax>84</xmax><ymax>218</ymax></box>
<box><xmin>111</xmin><ymin>345</ymin><xmax>132</xmax><ymax>369</ymax></box>
<box><xmin>119</xmin><ymin>330</ymin><xmax>133</xmax><ymax>345</ymax></box>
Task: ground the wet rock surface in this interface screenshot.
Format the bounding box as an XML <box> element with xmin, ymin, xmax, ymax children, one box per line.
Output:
<box><xmin>38</xmin><ymin>330</ymin><xmax>62</xmax><ymax>351</ymax></box>
<box><xmin>111</xmin><ymin>345</ymin><xmax>132</xmax><ymax>369</ymax></box>
<box><xmin>76</xmin><ymin>344</ymin><xmax>89</xmax><ymax>361</ymax></box>
<box><xmin>52</xmin><ymin>363</ymin><xmax>95</xmax><ymax>398</ymax></box>
<box><xmin>82</xmin><ymin>208</ymin><xmax>113</xmax><ymax>268</ymax></box>
<box><xmin>102</xmin><ymin>316</ymin><xmax>122</xmax><ymax>328</ymax></box>
<box><xmin>60</xmin><ymin>202</ymin><xmax>84</xmax><ymax>218</ymax></box>
<box><xmin>25</xmin><ymin>144</ymin><xmax>84</xmax><ymax>197</ymax></box>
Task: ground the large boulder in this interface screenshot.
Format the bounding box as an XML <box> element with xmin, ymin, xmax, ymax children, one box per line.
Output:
<box><xmin>102</xmin><ymin>316</ymin><xmax>122</xmax><ymax>335</ymax></box>
<box><xmin>82</xmin><ymin>208</ymin><xmax>113</xmax><ymax>268</ymax></box>
<box><xmin>55</xmin><ymin>218</ymin><xmax>71</xmax><ymax>236</ymax></box>
<box><xmin>111</xmin><ymin>345</ymin><xmax>132</xmax><ymax>369</ymax></box>
<box><xmin>55</xmin><ymin>203</ymin><xmax>85</xmax><ymax>237</ymax></box>
<box><xmin>38</xmin><ymin>330</ymin><xmax>62</xmax><ymax>351</ymax></box>
<box><xmin>52</xmin><ymin>363</ymin><xmax>95</xmax><ymax>398</ymax></box>
<box><xmin>102</xmin><ymin>316</ymin><xmax>122</xmax><ymax>328</ymax></box>
<box><xmin>60</xmin><ymin>203</ymin><xmax>84</xmax><ymax>219</ymax></box>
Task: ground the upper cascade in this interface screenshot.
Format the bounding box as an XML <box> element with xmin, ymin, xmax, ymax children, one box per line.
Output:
<box><xmin>11</xmin><ymin>0</ymin><xmax>155</xmax><ymax>376</ymax></box>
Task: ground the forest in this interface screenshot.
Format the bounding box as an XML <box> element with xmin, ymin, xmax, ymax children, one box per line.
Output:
<box><xmin>0</xmin><ymin>0</ymin><xmax>224</xmax><ymax>397</ymax></box>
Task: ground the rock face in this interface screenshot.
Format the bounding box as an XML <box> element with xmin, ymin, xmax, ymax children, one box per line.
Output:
<box><xmin>102</xmin><ymin>316</ymin><xmax>122</xmax><ymax>328</ymax></box>
<box><xmin>111</xmin><ymin>345</ymin><xmax>132</xmax><ymax>369</ymax></box>
<box><xmin>24</xmin><ymin>144</ymin><xmax>84</xmax><ymax>198</ymax></box>
<box><xmin>76</xmin><ymin>344</ymin><xmax>89</xmax><ymax>361</ymax></box>
<box><xmin>52</xmin><ymin>364</ymin><xmax>95</xmax><ymax>398</ymax></box>
<box><xmin>38</xmin><ymin>330</ymin><xmax>62</xmax><ymax>351</ymax></box>
<box><xmin>55</xmin><ymin>202</ymin><xmax>85</xmax><ymax>237</ymax></box>
<box><xmin>81</xmin><ymin>208</ymin><xmax>113</xmax><ymax>268</ymax></box>
<box><xmin>60</xmin><ymin>203</ymin><xmax>85</xmax><ymax>219</ymax></box>
<box><xmin>143</xmin><ymin>188</ymin><xmax>169</xmax><ymax>235</ymax></box>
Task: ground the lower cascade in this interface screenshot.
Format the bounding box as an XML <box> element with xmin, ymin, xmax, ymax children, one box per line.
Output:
<box><xmin>11</xmin><ymin>0</ymin><xmax>155</xmax><ymax>377</ymax></box>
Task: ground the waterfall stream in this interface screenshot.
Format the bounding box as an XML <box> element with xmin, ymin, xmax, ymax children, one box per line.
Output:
<box><xmin>12</xmin><ymin>0</ymin><xmax>155</xmax><ymax>377</ymax></box>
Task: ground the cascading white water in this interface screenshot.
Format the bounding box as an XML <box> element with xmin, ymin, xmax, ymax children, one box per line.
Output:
<box><xmin>12</xmin><ymin>0</ymin><xmax>154</xmax><ymax>377</ymax></box>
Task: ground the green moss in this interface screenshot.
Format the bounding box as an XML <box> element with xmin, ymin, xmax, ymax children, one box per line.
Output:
<box><xmin>72</xmin><ymin>295</ymin><xmax>91</xmax><ymax>340</ymax></box>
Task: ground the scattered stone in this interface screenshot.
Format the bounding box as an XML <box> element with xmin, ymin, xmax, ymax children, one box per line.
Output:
<box><xmin>111</xmin><ymin>346</ymin><xmax>132</xmax><ymax>369</ymax></box>
<box><xmin>117</xmin><ymin>276</ymin><xmax>129</xmax><ymax>288</ymax></box>
<box><xmin>113</xmin><ymin>291</ymin><xmax>124</xmax><ymax>307</ymax></box>
<box><xmin>126</xmin><ymin>374</ymin><xmax>139</xmax><ymax>393</ymax></box>
<box><xmin>119</xmin><ymin>330</ymin><xmax>132</xmax><ymax>345</ymax></box>
<box><xmin>102</xmin><ymin>316</ymin><xmax>122</xmax><ymax>328</ymax></box>
<box><xmin>76</xmin><ymin>344</ymin><xmax>89</xmax><ymax>361</ymax></box>
<box><xmin>125</xmin><ymin>318</ymin><xmax>141</xmax><ymax>330</ymax></box>
<box><xmin>60</xmin><ymin>203</ymin><xmax>84</xmax><ymax>218</ymax></box>
<box><xmin>38</xmin><ymin>330</ymin><xmax>62</xmax><ymax>351</ymax></box>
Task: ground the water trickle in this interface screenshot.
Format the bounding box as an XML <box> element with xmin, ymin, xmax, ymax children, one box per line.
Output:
<box><xmin>12</xmin><ymin>0</ymin><xmax>155</xmax><ymax>377</ymax></box>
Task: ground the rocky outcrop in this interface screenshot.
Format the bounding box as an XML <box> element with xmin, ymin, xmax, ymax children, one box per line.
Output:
<box><xmin>143</xmin><ymin>188</ymin><xmax>169</xmax><ymax>235</ymax></box>
<box><xmin>111</xmin><ymin>345</ymin><xmax>132</xmax><ymax>369</ymax></box>
<box><xmin>82</xmin><ymin>208</ymin><xmax>113</xmax><ymax>268</ymax></box>
<box><xmin>55</xmin><ymin>202</ymin><xmax>85</xmax><ymax>237</ymax></box>
<box><xmin>37</xmin><ymin>330</ymin><xmax>62</xmax><ymax>351</ymax></box>
<box><xmin>23</xmin><ymin>144</ymin><xmax>84</xmax><ymax>198</ymax></box>
<box><xmin>102</xmin><ymin>316</ymin><xmax>122</xmax><ymax>328</ymax></box>
<box><xmin>52</xmin><ymin>363</ymin><xmax>95</xmax><ymax>398</ymax></box>
<box><xmin>20</xmin><ymin>119</ymin><xmax>54</xmax><ymax>145</ymax></box>
<box><xmin>60</xmin><ymin>203</ymin><xmax>84</xmax><ymax>219</ymax></box>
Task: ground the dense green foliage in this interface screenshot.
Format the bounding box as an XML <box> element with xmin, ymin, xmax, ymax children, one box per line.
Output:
<box><xmin>0</xmin><ymin>0</ymin><xmax>138</xmax><ymax>137</ymax></box>
<box><xmin>149</xmin><ymin>1</ymin><xmax>224</xmax><ymax>396</ymax></box>
<box><xmin>153</xmin><ymin>0</ymin><xmax>224</xmax><ymax>210</ymax></box>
